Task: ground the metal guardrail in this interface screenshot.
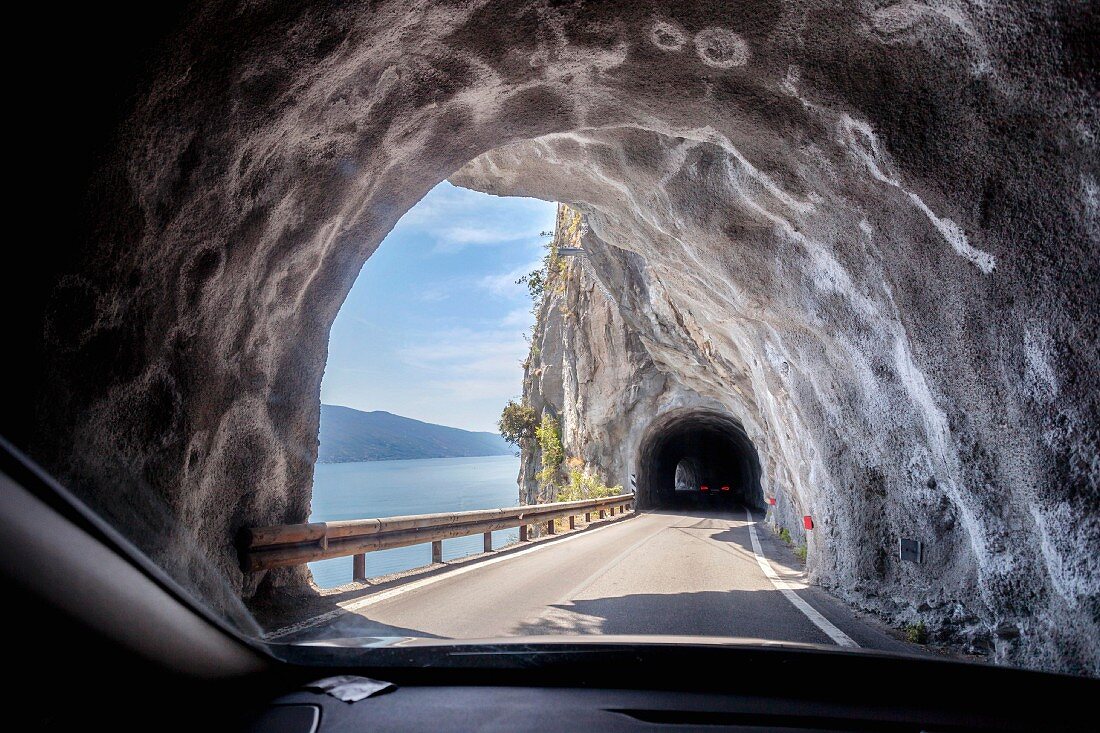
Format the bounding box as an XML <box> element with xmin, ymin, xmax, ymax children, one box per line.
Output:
<box><xmin>239</xmin><ymin>493</ymin><xmax>635</xmax><ymax>581</ymax></box>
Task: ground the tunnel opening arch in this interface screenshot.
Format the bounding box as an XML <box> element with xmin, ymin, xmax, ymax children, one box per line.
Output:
<box><xmin>634</xmin><ymin>408</ymin><xmax>764</xmax><ymax>511</ymax></box>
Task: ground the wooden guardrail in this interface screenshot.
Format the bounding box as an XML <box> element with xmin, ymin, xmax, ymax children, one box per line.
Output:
<box><xmin>239</xmin><ymin>493</ymin><xmax>635</xmax><ymax>581</ymax></box>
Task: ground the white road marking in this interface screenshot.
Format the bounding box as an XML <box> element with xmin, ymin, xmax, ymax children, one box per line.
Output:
<box><xmin>267</xmin><ymin>513</ymin><xmax>636</xmax><ymax>639</ymax></box>
<box><xmin>744</xmin><ymin>508</ymin><xmax>859</xmax><ymax>648</ymax></box>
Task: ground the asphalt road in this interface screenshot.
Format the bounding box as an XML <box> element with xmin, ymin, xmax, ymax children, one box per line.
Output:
<box><xmin>282</xmin><ymin>508</ymin><xmax>919</xmax><ymax>654</ymax></box>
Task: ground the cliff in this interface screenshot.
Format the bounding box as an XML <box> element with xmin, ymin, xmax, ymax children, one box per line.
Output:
<box><xmin>514</xmin><ymin>205</ymin><xmax>725</xmax><ymax>509</ymax></box>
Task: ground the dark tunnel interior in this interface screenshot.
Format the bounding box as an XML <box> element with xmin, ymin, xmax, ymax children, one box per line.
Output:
<box><xmin>637</xmin><ymin>409</ymin><xmax>764</xmax><ymax>510</ymax></box>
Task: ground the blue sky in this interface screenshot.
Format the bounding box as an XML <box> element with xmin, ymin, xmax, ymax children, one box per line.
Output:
<box><xmin>320</xmin><ymin>182</ymin><xmax>557</xmax><ymax>432</ymax></box>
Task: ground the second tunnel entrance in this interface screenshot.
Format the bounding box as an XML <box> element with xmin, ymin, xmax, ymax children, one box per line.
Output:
<box><xmin>636</xmin><ymin>408</ymin><xmax>764</xmax><ymax>510</ymax></box>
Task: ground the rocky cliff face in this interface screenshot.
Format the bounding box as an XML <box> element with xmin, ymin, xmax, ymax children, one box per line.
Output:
<box><xmin>21</xmin><ymin>1</ymin><xmax>1096</xmax><ymax>673</ymax></box>
<box><xmin>514</xmin><ymin>205</ymin><xmax>749</xmax><ymax>512</ymax></box>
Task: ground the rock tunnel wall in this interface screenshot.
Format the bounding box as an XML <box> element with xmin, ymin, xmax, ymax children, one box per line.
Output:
<box><xmin>12</xmin><ymin>1</ymin><xmax>1097</xmax><ymax>673</ymax></box>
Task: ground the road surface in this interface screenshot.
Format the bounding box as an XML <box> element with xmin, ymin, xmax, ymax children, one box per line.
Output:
<box><xmin>277</xmin><ymin>508</ymin><xmax>919</xmax><ymax>654</ymax></box>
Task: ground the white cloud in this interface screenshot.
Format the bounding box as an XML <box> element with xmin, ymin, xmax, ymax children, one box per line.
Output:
<box><xmin>501</xmin><ymin>307</ymin><xmax>534</xmax><ymax>328</ymax></box>
<box><xmin>478</xmin><ymin>259</ymin><xmax>542</xmax><ymax>296</ymax></box>
<box><xmin>399</xmin><ymin>327</ymin><xmax>528</xmax><ymax>406</ymax></box>
<box><xmin>402</xmin><ymin>328</ymin><xmax>525</xmax><ymax>369</ymax></box>
<box><xmin>416</xmin><ymin>285</ymin><xmax>451</xmax><ymax>303</ymax></box>
<box><xmin>394</xmin><ymin>182</ymin><xmax>556</xmax><ymax>254</ymax></box>
<box><xmin>431</xmin><ymin>225</ymin><xmax>545</xmax><ymax>253</ymax></box>
<box><xmin>426</xmin><ymin>377</ymin><xmax>524</xmax><ymax>401</ymax></box>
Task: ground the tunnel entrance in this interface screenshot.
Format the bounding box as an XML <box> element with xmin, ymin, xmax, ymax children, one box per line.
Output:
<box><xmin>636</xmin><ymin>408</ymin><xmax>763</xmax><ymax>510</ymax></box>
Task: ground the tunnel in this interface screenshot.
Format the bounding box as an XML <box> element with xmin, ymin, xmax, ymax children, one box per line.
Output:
<box><xmin>6</xmin><ymin>0</ymin><xmax>1094</xmax><ymax>673</ymax></box>
<box><xmin>636</xmin><ymin>409</ymin><xmax>763</xmax><ymax>511</ymax></box>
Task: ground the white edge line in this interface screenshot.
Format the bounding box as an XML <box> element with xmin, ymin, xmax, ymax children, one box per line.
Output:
<box><xmin>744</xmin><ymin>508</ymin><xmax>859</xmax><ymax>648</ymax></box>
<box><xmin>267</xmin><ymin>514</ymin><xmax>634</xmax><ymax>639</ymax></box>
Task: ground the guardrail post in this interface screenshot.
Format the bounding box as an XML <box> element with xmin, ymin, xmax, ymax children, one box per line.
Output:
<box><xmin>569</xmin><ymin>516</ymin><xmax>576</xmax><ymax>530</ymax></box>
<box><xmin>585</xmin><ymin>511</ymin><xmax>591</xmax><ymax>523</ymax></box>
<box><xmin>432</xmin><ymin>540</ymin><xmax>443</xmax><ymax>564</ymax></box>
<box><xmin>483</xmin><ymin>532</ymin><xmax>492</xmax><ymax>552</ymax></box>
<box><xmin>519</xmin><ymin>524</ymin><xmax>528</xmax><ymax>542</ymax></box>
<box><xmin>353</xmin><ymin>553</ymin><xmax>366</xmax><ymax>582</ymax></box>
<box><xmin>547</xmin><ymin>519</ymin><xmax>556</xmax><ymax>535</ymax></box>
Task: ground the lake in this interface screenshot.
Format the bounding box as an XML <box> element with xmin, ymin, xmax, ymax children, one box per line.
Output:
<box><xmin>307</xmin><ymin>454</ymin><xmax>521</xmax><ymax>588</ymax></box>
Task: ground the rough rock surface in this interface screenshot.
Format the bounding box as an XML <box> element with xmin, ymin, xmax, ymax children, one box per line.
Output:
<box><xmin>511</xmin><ymin>205</ymin><xmax>763</xmax><ymax>514</ymax></box>
<box><xmin>19</xmin><ymin>1</ymin><xmax>1097</xmax><ymax>673</ymax></box>
<box><xmin>513</xmin><ymin>205</ymin><xmax>714</xmax><ymax>509</ymax></box>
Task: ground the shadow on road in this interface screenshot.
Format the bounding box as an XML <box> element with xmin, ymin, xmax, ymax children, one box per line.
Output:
<box><xmin>706</xmin><ymin>526</ymin><xmax>744</xmax><ymax>544</ymax></box>
<box><xmin>510</xmin><ymin>589</ymin><xmax>829</xmax><ymax>644</ymax></box>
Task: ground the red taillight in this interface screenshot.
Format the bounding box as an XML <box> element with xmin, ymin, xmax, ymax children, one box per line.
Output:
<box><xmin>700</xmin><ymin>485</ymin><xmax>709</xmax><ymax>491</ymax></box>
<box><xmin>720</xmin><ymin>485</ymin><xmax>730</xmax><ymax>492</ymax></box>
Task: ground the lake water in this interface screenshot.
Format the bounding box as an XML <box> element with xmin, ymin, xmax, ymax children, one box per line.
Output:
<box><xmin>307</xmin><ymin>454</ymin><xmax>521</xmax><ymax>588</ymax></box>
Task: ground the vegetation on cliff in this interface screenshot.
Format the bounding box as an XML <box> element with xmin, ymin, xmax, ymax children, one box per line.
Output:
<box><xmin>498</xmin><ymin>400</ymin><xmax>538</xmax><ymax>447</ymax></box>
<box><xmin>501</xmin><ymin>204</ymin><xmax>621</xmax><ymax>505</ymax></box>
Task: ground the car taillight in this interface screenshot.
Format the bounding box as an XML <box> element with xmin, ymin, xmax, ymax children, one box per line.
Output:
<box><xmin>700</xmin><ymin>485</ymin><xmax>709</xmax><ymax>491</ymax></box>
<box><xmin>720</xmin><ymin>485</ymin><xmax>730</xmax><ymax>492</ymax></box>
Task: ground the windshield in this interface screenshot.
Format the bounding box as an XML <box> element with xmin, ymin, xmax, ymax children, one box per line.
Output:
<box><xmin>6</xmin><ymin>1</ymin><xmax>1096</xmax><ymax>681</ymax></box>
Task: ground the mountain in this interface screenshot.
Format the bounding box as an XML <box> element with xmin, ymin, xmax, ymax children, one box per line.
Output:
<box><xmin>317</xmin><ymin>405</ymin><xmax>512</xmax><ymax>463</ymax></box>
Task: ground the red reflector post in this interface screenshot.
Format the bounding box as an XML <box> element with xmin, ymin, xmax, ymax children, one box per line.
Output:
<box><xmin>700</xmin><ymin>485</ymin><xmax>709</xmax><ymax>492</ymax></box>
<box><xmin>803</xmin><ymin>515</ymin><xmax>814</xmax><ymax>530</ymax></box>
<box><xmin>767</xmin><ymin>497</ymin><xmax>777</xmax><ymax>505</ymax></box>
<box><xmin>720</xmin><ymin>485</ymin><xmax>730</xmax><ymax>492</ymax></box>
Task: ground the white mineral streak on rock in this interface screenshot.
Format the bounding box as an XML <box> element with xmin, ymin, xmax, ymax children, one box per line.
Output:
<box><xmin>838</xmin><ymin>115</ymin><xmax>995</xmax><ymax>273</ymax></box>
<box><xmin>1028</xmin><ymin>500</ymin><xmax>1099</xmax><ymax>616</ymax></box>
<box><xmin>869</xmin><ymin>0</ymin><xmax>979</xmax><ymax>44</ymax></box>
<box><xmin>1023</xmin><ymin>327</ymin><xmax>1059</xmax><ymax>400</ymax></box>
<box><xmin>867</xmin><ymin>1</ymin><xmax>996</xmax><ymax>79</ymax></box>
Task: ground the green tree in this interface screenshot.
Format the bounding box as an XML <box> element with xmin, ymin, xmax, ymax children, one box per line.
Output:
<box><xmin>534</xmin><ymin>414</ymin><xmax>564</xmax><ymax>487</ymax></box>
<box><xmin>558</xmin><ymin>465</ymin><xmax>622</xmax><ymax>501</ymax></box>
<box><xmin>498</xmin><ymin>400</ymin><xmax>538</xmax><ymax>446</ymax></box>
<box><xmin>515</xmin><ymin>268</ymin><xmax>545</xmax><ymax>302</ymax></box>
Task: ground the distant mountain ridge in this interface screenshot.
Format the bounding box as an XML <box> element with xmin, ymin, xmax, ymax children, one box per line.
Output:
<box><xmin>317</xmin><ymin>404</ymin><xmax>512</xmax><ymax>463</ymax></box>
